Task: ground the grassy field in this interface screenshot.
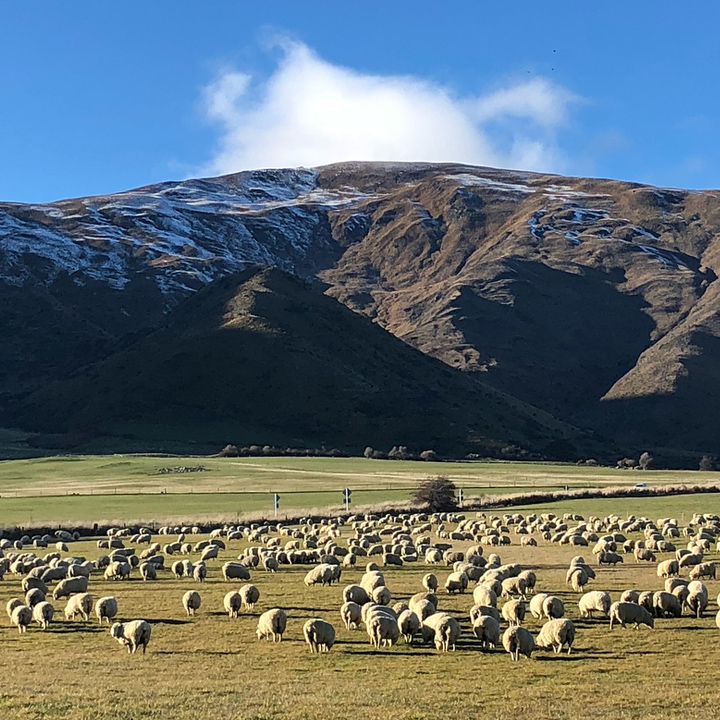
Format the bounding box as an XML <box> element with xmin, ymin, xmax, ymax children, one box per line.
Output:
<box><xmin>1</xmin><ymin>454</ymin><xmax>719</xmax><ymax>525</ymax></box>
<box><xmin>2</xmin><ymin>506</ymin><xmax>720</xmax><ymax>720</ymax></box>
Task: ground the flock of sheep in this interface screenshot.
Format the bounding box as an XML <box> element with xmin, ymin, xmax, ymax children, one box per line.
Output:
<box><xmin>2</xmin><ymin>508</ymin><xmax>720</xmax><ymax>660</ymax></box>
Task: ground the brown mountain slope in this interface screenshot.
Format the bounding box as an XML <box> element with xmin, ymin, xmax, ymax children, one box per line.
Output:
<box><xmin>10</xmin><ymin>267</ymin><xmax>579</xmax><ymax>456</ymax></box>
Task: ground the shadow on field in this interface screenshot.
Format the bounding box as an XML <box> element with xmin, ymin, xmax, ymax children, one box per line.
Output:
<box><xmin>145</xmin><ymin>618</ymin><xmax>190</xmax><ymax>625</ymax></box>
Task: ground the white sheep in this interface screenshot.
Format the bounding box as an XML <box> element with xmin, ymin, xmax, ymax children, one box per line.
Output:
<box><xmin>502</xmin><ymin>599</ymin><xmax>526</xmax><ymax>626</ymax></box>
<box><xmin>422</xmin><ymin>612</ymin><xmax>460</xmax><ymax>652</ymax></box>
<box><xmin>239</xmin><ymin>584</ymin><xmax>260</xmax><ymax>610</ymax></box>
<box><xmin>542</xmin><ymin>595</ymin><xmax>565</xmax><ymax>620</ymax></box>
<box><xmin>32</xmin><ymin>601</ymin><xmax>54</xmax><ymax>630</ymax></box>
<box><xmin>609</xmin><ymin>601</ymin><xmax>655</xmax><ymax>629</ymax></box>
<box><xmin>53</xmin><ymin>576</ymin><xmax>89</xmax><ymax>600</ymax></box>
<box><xmin>529</xmin><ymin>593</ymin><xmax>549</xmax><ymax>619</ymax></box>
<box><xmin>256</xmin><ymin>608</ymin><xmax>287</xmax><ymax>641</ymax></box>
<box><xmin>473</xmin><ymin>584</ymin><xmax>497</xmax><ymax>608</ymax></box>
<box><xmin>222</xmin><ymin>561</ymin><xmax>251</xmax><ymax>581</ymax></box>
<box><xmin>110</xmin><ymin>620</ymin><xmax>152</xmax><ymax>654</ymax></box>
<box><xmin>372</xmin><ymin>585</ymin><xmax>391</xmax><ymax>606</ymax></box>
<box><xmin>303</xmin><ymin>618</ymin><xmax>335</xmax><ymax>653</ymax></box>
<box><xmin>139</xmin><ymin>562</ymin><xmax>157</xmax><ymax>581</ymax></box>
<box><xmin>367</xmin><ymin>613</ymin><xmax>400</xmax><ymax>649</ymax></box>
<box><xmin>182</xmin><ymin>590</ymin><xmax>202</xmax><ymax>616</ymax></box>
<box><xmin>422</xmin><ymin>573</ymin><xmax>438</xmax><ymax>593</ymax></box>
<box><xmin>342</xmin><ymin>584</ymin><xmax>370</xmax><ymax>605</ymax></box>
<box><xmin>223</xmin><ymin>591</ymin><xmax>242</xmax><ymax>619</ymax></box>
<box><xmin>95</xmin><ymin>596</ymin><xmax>118</xmax><ymax>624</ymax></box>
<box><xmin>64</xmin><ymin>593</ymin><xmax>94</xmax><ymax>621</ymax></box>
<box><xmin>473</xmin><ymin>614</ymin><xmax>500</xmax><ymax>651</ymax></box>
<box><xmin>536</xmin><ymin>618</ymin><xmax>575</xmax><ymax>654</ymax></box>
<box><xmin>578</xmin><ymin>591</ymin><xmax>611</xmax><ymax>619</ymax></box>
<box><xmin>397</xmin><ymin>609</ymin><xmax>421</xmax><ymax>644</ymax></box>
<box><xmin>502</xmin><ymin>625</ymin><xmax>534</xmax><ymax>660</ymax></box>
<box><xmin>341</xmin><ymin>601</ymin><xmax>362</xmax><ymax>630</ymax></box>
<box><xmin>11</xmin><ymin>604</ymin><xmax>32</xmax><ymax>633</ymax></box>
<box><xmin>652</xmin><ymin>591</ymin><xmax>682</xmax><ymax>618</ymax></box>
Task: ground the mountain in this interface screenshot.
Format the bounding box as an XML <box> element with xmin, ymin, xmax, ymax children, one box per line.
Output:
<box><xmin>9</xmin><ymin>267</ymin><xmax>578</xmax><ymax>456</ymax></box>
<box><xmin>3</xmin><ymin>161</ymin><xmax>720</xmax><ymax>461</ymax></box>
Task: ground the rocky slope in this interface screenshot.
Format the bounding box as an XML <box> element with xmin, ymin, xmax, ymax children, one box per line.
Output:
<box><xmin>3</xmin><ymin>162</ymin><xmax>720</xmax><ymax>459</ymax></box>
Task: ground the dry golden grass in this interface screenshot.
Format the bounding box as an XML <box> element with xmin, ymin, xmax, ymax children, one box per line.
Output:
<box><xmin>2</xmin><ymin>508</ymin><xmax>720</xmax><ymax>719</ymax></box>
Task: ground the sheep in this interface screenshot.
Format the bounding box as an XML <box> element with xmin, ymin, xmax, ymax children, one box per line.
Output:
<box><xmin>597</xmin><ymin>551</ymin><xmax>623</xmax><ymax>566</ymax></box>
<box><xmin>392</xmin><ymin>602</ymin><xmax>409</xmax><ymax>617</ymax></box>
<box><xmin>689</xmin><ymin>562</ymin><xmax>716</xmax><ymax>580</ymax></box>
<box><xmin>372</xmin><ymin>585</ymin><xmax>391</xmax><ymax>606</ymax></box>
<box><xmin>634</xmin><ymin>547</ymin><xmax>656</xmax><ymax>563</ymax></box>
<box><xmin>341</xmin><ymin>601</ymin><xmax>362</xmax><ymax>630</ymax></box>
<box><xmin>542</xmin><ymin>595</ymin><xmax>565</xmax><ymax>620</ymax></box>
<box><xmin>422</xmin><ymin>573</ymin><xmax>438</xmax><ymax>593</ymax></box>
<box><xmin>303</xmin><ymin>618</ymin><xmax>335</xmax><ymax>653</ymax></box>
<box><xmin>473</xmin><ymin>585</ymin><xmax>497</xmax><ymax>608</ymax></box>
<box><xmin>502</xmin><ymin>625</ymin><xmax>535</xmax><ymax>660</ymax></box>
<box><xmin>5</xmin><ymin>598</ymin><xmax>23</xmax><ymax>622</ymax></box>
<box><xmin>473</xmin><ymin>614</ymin><xmax>500</xmax><ymax>651</ymax></box>
<box><xmin>502</xmin><ymin>599</ymin><xmax>526</xmax><ymax>626</ymax></box>
<box><xmin>32</xmin><ymin>601</ymin><xmax>54</xmax><ymax>629</ymax></box>
<box><xmin>221</xmin><ymin>591</ymin><xmax>241</xmax><ymax>618</ymax></box>
<box><xmin>422</xmin><ymin>612</ymin><xmax>460</xmax><ymax>652</ymax></box>
<box><xmin>192</xmin><ymin>562</ymin><xmax>207</xmax><ymax>583</ymax></box>
<box><xmin>104</xmin><ymin>561</ymin><xmax>131</xmax><ymax>581</ymax></box>
<box><xmin>95</xmin><ymin>596</ymin><xmax>118</xmax><ymax>624</ymax></box>
<box><xmin>53</xmin><ymin>576</ymin><xmax>89</xmax><ymax>600</ymax></box>
<box><xmin>470</xmin><ymin>604</ymin><xmax>500</xmax><ymax>624</ymax></box>
<box><xmin>25</xmin><ymin>587</ymin><xmax>46</xmax><ymax>608</ymax></box>
<box><xmin>239</xmin><ymin>584</ymin><xmax>260</xmax><ymax>610</ymax></box>
<box><xmin>444</xmin><ymin>571</ymin><xmax>469</xmax><ymax>594</ymax></box>
<box><xmin>679</xmin><ymin>552</ymin><xmax>704</xmax><ymax>570</ymax></box>
<box><xmin>501</xmin><ymin>576</ymin><xmax>528</xmax><ymax>600</ymax></box>
<box><xmin>536</xmin><ymin>618</ymin><xmax>575</xmax><ymax>654</ymax></box>
<box><xmin>397</xmin><ymin>609</ymin><xmax>421</xmax><ymax>643</ymax></box>
<box><xmin>529</xmin><ymin>593</ymin><xmax>549</xmax><ymax>619</ymax></box>
<box><xmin>343</xmin><ymin>584</ymin><xmax>370</xmax><ymax>606</ymax></box>
<box><xmin>620</xmin><ymin>590</ymin><xmax>640</xmax><ymax>604</ymax></box>
<box><xmin>64</xmin><ymin>593</ymin><xmax>94</xmax><ymax>621</ymax></box>
<box><xmin>139</xmin><ymin>562</ymin><xmax>157</xmax><ymax>581</ymax></box>
<box><xmin>569</xmin><ymin>568</ymin><xmax>588</xmax><ymax>594</ymax></box>
<box><xmin>22</xmin><ymin>577</ymin><xmax>47</xmax><ymax>595</ymax></box>
<box><xmin>609</xmin><ymin>601</ymin><xmax>655</xmax><ymax>629</ymax></box>
<box><xmin>11</xmin><ymin>604</ymin><xmax>32</xmax><ymax>633</ymax></box>
<box><xmin>367</xmin><ymin>613</ymin><xmax>400</xmax><ymax>649</ymax></box>
<box><xmin>110</xmin><ymin>620</ymin><xmax>152</xmax><ymax>654</ymax></box>
<box><xmin>409</xmin><ymin>592</ymin><xmax>438</xmax><ymax>613</ymax></box>
<box><xmin>716</xmin><ymin>608</ymin><xmax>720</xmax><ymax>631</ymax></box>
<box><xmin>657</xmin><ymin>559</ymin><xmax>679</xmax><ymax>578</ymax></box>
<box><xmin>256</xmin><ymin>608</ymin><xmax>287</xmax><ymax>641</ymax></box>
<box><xmin>687</xmin><ymin>589</ymin><xmax>709</xmax><ymax>619</ymax></box>
<box><xmin>304</xmin><ymin>564</ymin><xmax>334</xmax><ymax>587</ymax></box>
<box><xmin>652</xmin><ymin>591</ymin><xmax>682</xmax><ymax>618</ymax></box>
<box><xmin>222</xmin><ymin>561</ymin><xmax>251</xmax><ymax>581</ymax></box>
<box><xmin>182</xmin><ymin>590</ymin><xmax>202</xmax><ymax>616</ymax></box>
<box><xmin>517</xmin><ymin>570</ymin><xmax>536</xmax><ymax>594</ymax></box>
<box><xmin>578</xmin><ymin>591</ymin><xmax>611</xmax><ymax>619</ymax></box>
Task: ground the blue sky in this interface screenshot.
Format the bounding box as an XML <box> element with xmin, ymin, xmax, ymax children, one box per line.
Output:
<box><xmin>1</xmin><ymin>1</ymin><xmax>719</xmax><ymax>202</ymax></box>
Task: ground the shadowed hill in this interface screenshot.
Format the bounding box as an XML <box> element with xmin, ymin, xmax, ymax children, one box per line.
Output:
<box><xmin>10</xmin><ymin>267</ymin><xmax>580</xmax><ymax>455</ymax></box>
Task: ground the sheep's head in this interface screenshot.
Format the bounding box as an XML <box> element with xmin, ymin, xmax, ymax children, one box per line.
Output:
<box><xmin>109</xmin><ymin>622</ymin><xmax>123</xmax><ymax>639</ymax></box>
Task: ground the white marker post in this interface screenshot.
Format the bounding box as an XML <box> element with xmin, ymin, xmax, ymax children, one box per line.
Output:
<box><xmin>342</xmin><ymin>487</ymin><xmax>352</xmax><ymax>512</ymax></box>
<box><xmin>273</xmin><ymin>493</ymin><xmax>280</xmax><ymax>517</ymax></box>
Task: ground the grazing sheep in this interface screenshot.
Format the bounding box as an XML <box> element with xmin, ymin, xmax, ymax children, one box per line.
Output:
<box><xmin>542</xmin><ymin>596</ymin><xmax>565</xmax><ymax>620</ymax></box>
<box><xmin>569</xmin><ymin>568</ymin><xmax>588</xmax><ymax>594</ymax></box>
<box><xmin>409</xmin><ymin>592</ymin><xmax>439</xmax><ymax>614</ymax></box>
<box><xmin>652</xmin><ymin>591</ymin><xmax>682</xmax><ymax>618</ymax></box>
<box><xmin>342</xmin><ymin>584</ymin><xmax>370</xmax><ymax>606</ymax></box>
<box><xmin>139</xmin><ymin>562</ymin><xmax>157</xmax><ymax>581</ymax></box>
<box><xmin>422</xmin><ymin>612</ymin><xmax>460</xmax><ymax>652</ymax></box>
<box><xmin>367</xmin><ymin>613</ymin><xmax>400</xmax><ymax>649</ymax></box>
<box><xmin>597</xmin><ymin>551</ymin><xmax>623</xmax><ymax>566</ymax></box>
<box><xmin>104</xmin><ymin>561</ymin><xmax>131</xmax><ymax>581</ymax></box>
<box><xmin>222</xmin><ymin>561</ymin><xmax>251</xmax><ymax>581</ymax></box>
<box><xmin>578</xmin><ymin>591</ymin><xmax>611</xmax><ymax>619</ymax></box>
<box><xmin>657</xmin><ymin>559</ymin><xmax>679</xmax><ymax>578</ymax></box>
<box><xmin>304</xmin><ymin>564</ymin><xmax>334</xmax><ymax>587</ymax></box>
<box><xmin>687</xmin><ymin>589</ymin><xmax>709</xmax><ymax>618</ymax></box>
<box><xmin>502</xmin><ymin>625</ymin><xmax>535</xmax><ymax>660</ymax></box>
<box><xmin>470</xmin><ymin>604</ymin><xmax>500</xmax><ymax>624</ymax></box>
<box><xmin>64</xmin><ymin>593</ymin><xmax>94</xmax><ymax>621</ymax></box>
<box><xmin>473</xmin><ymin>585</ymin><xmax>497</xmax><ymax>608</ymax></box>
<box><xmin>422</xmin><ymin>573</ymin><xmax>438</xmax><ymax>593</ymax></box>
<box><xmin>341</xmin><ymin>601</ymin><xmax>362</xmax><ymax>630</ymax></box>
<box><xmin>715</xmin><ymin>608</ymin><xmax>720</xmax><ymax>631</ymax></box>
<box><xmin>223</xmin><ymin>591</ymin><xmax>242</xmax><ymax>618</ymax></box>
<box><xmin>638</xmin><ymin>591</ymin><xmax>654</xmax><ymax>614</ymax></box>
<box><xmin>444</xmin><ymin>571</ymin><xmax>469</xmax><ymax>594</ymax></box>
<box><xmin>392</xmin><ymin>602</ymin><xmax>409</xmax><ymax>617</ymax></box>
<box><xmin>529</xmin><ymin>593</ymin><xmax>550</xmax><ymax>620</ymax></box>
<box><xmin>256</xmin><ymin>608</ymin><xmax>287</xmax><ymax>641</ymax></box>
<box><xmin>32</xmin><ymin>601</ymin><xmax>54</xmax><ymax>629</ymax></box>
<box><xmin>397</xmin><ymin>609</ymin><xmax>421</xmax><ymax>644</ymax></box>
<box><xmin>6</xmin><ymin>598</ymin><xmax>23</xmax><ymax>621</ymax></box>
<box><xmin>182</xmin><ymin>590</ymin><xmax>202</xmax><ymax>616</ymax></box>
<box><xmin>25</xmin><ymin>588</ymin><xmax>45</xmax><ymax>608</ymax></box>
<box><xmin>53</xmin><ymin>576</ymin><xmax>89</xmax><ymax>600</ymax></box>
<box><xmin>95</xmin><ymin>596</ymin><xmax>118</xmax><ymax>625</ymax></box>
<box><xmin>501</xmin><ymin>576</ymin><xmax>528</xmax><ymax>600</ymax></box>
<box><xmin>11</xmin><ymin>604</ymin><xmax>32</xmax><ymax>633</ymax></box>
<box><xmin>689</xmin><ymin>562</ymin><xmax>716</xmax><ymax>581</ymax></box>
<box><xmin>536</xmin><ymin>618</ymin><xmax>576</xmax><ymax>654</ymax></box>
<box><xmin>679</xmin><ymin>553</ymin><xmax>704</xmax><ymax>570</ymax></box>
<box><xmin>473</xmin><ymin>614</ymin><xmax>501</xmax><ymax>651</ymax></box>
<box><xmin>239</xmin><ymin>584</ymin><xmax>260</xmax><ymax>610</ymax></box>
<box><xmin>192</xmin><ymin>563</ymin><xmax>207</xmax><ymax>583</ymax></box>
<box><xmin>517</xmin><ymin>570</ymin><xmax>536</xmax><ymax>594</ymax></box>
<box><xmin>620</xmin><ymin>590</ymin><xmax>640</xmax><ymax>604</ymax></box>
<box><xmin>634</xmin><ymin>547</ymin><xmax>656</xmax><ymax>563</ymax></box>
<box><xmin>502</xmin><ymin>599</ymin><xmax>526</xmax><ymax>626</ymax></box>
<box><xmin>110</xmin><ymin>620</ymin><xmax>152</xmax><ymax>654</ymax></box>
<box><xmin>372</xmin><ymin>585</ymin><xmax>392</xmax><ymax>606</ymax></box>
<box><xmin>609</xmin><ymin>601</ymin><xmax>655</xmax><ymax>630</ymax></box>
<box><xmin>303</xmin><ymin>618</ymin><xmax>335</xmax><ymax>653</ymax></box>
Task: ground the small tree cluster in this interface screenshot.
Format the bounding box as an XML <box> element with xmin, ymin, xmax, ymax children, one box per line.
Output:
<box><xmin>700</xmin><ymin>455</ymin><xmax>718</xmax><ymax>471</ymax></box>
<box><xmin>413</xmin><ymin>476</ymin><xmax>457</xmax><ymax>512</ymax></box>
<box><xmin>363</xmin><ymin>446</ymin><xmax>439</xmax><ymax>461</ymax></box>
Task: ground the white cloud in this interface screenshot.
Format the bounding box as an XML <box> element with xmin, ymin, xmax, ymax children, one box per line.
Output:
<box><xmin>201</xmin><ymin>42</ymin><xmax>581</xmax><ymax>176</ymax></box>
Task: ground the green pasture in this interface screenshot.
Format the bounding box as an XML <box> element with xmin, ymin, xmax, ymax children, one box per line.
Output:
<box><xmin>0</xmin><ymin>453</ymin><xmax>718</xmax><ymax>525</ymax></box>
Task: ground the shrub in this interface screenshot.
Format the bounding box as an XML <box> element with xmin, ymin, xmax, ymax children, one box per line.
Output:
<box><xmin>700</xmin><ymin>455</ymin><xmax>718</xmax><ymax>471</ymax></box>
<box><xmin>413</xmin><ymin>476</ymin><xmax>457</xmax><ymax>512</ymax></box>
<box><xmin>639</xmin><ymin>452</ymin><xmax>656</xmax><ymax>470</ymax></box>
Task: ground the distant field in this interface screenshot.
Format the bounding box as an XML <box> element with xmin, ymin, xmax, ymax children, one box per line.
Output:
<box><xmin>0</xmin><ymin>454</ymin><xmax>718</xmax><ymax>525</ymax></box>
